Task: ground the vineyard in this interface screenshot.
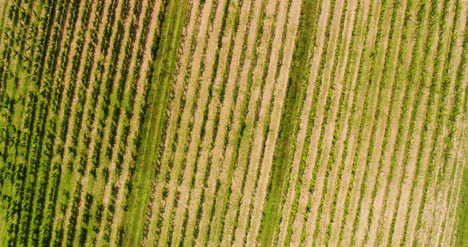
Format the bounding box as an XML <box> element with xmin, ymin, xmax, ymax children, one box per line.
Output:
<box><xmin>0</xmin><ymin>0</ymin><xmax>466</xmax><ymax>246</ymax></box>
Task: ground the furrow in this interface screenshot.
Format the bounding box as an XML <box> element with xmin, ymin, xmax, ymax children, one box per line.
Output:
<box><xmin>137</xmin><ymin>0</ymin><xmax>199</xmax><ymax>245</ymax></box>
<box><xmin>168</xmin><ymin>0</ymin><xmax>230</xmax><ymax>245</ymax></box>
<box><xmin>375</xmin><ymin>1</ymin><xmax>433</xmax><ymax>244</ymax></box>
<box><xmin>351</xmin><ymin>0</ymin><xmax>409</xmax><ymax>245</ymax></box>
<box><xmin>312</xmin><ymin>0</ymin><xmax>359</xmax><ymax>244</ymax></box>
<box><xmin>287</xmin><ymin>0</ymin><xmax>333</xmax><ymax>245</ymax></box>
<box><xmin>155</xmin><ymin>0</ymin><xmax>216</xmax><ymax>245</ymax></box>
<box><xmin>364</xmin><ymin>0</ymin><xmax>422</xmax><ymax>245</ymax></box>
<box><xmin>180</xmin><ymin>0</ymin><xmax>239</xmax><ymax>245</ymax></box>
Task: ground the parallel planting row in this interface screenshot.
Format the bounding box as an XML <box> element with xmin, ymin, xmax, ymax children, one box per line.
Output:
<box><xmin>0</xmin><ymin>0</ymin><xmax>178</xmax><ymax>246</ymax></box>
<box><xmin>128</xmin><ymin>0</ymin><xmax>467</xmax><ymax>246</ymax></box>
<box><xmin>0</xmin><ymin>0</ymin><xmax>466</xmax><ymax>246</ymax></box>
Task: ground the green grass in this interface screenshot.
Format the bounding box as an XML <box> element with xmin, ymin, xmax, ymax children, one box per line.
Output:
<box><xmin>455</xmin><ymin>48</ymin><xmax>468</xmax><ymax>245</ymax></box>
<box><xmin>121</xmin><ymin>0</ymin><xmax>190</xmax><ymax>245</ymax></box>
<box><xmin>258</xmin><ymin>0</ymin><xmax>320</xmax><ymax>245</ymax></box>
<box><xmin>456</xmin><ymin>154</ymin><xmax>468</xmax><ymax>246</ymax></box>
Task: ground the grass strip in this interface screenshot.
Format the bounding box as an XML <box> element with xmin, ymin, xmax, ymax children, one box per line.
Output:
<box><xmin>122</xmin><ymin>0</ymin><xmax>190</xmax><ymax>245</ymax></box>
<box><xmin>456</xmin><ymin>151</ymin><xmax>468</xmax><ymax>247</ymax></box>
<box><xmin>258</xmin><ymin>0</ymin><xmax>320</xmax><ymax>245</ymax></box>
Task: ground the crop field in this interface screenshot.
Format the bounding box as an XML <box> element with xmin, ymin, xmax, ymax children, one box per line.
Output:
<box><xmin>0</xmin><ymin>0</ymin><xmax>466</xmax><ymax>246</ymax></box>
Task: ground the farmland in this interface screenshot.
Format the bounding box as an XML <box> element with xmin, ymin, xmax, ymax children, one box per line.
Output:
<box><xmin>0</xmin><ymin>0</ymin><xmax>466</xmax><ymax>246</ymax></box>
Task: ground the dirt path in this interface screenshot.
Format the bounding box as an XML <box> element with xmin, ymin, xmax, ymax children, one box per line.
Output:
<box><xmin>47</xmin><ymin>0</ymin><xmax>96</xmax><ymax>242</ymax></box>
<box><xmin>349</xmin><ymin>0</ymin><xmax>409</xmax><ymax>245</ymax></box>
<box><xmin>311</xmin><ymin>0</ymin><xmax>359</xmax><ymax>245</ymax></box>
<box><xmin>242</xmin><ymin>0</ymin><xmax>304</xmax><ymax>245</ymax></box>
<box><xmin>153</xmin><ymin>1</ymin><xmax>219</xmax><ymax>246</ymax></box>
<box><xmin>191</xmin><ymin>0</ymin><xmax>257</xmax><ymax>244</ymax></box>
<box><xmin>65</xmin><ymin>0</ymin><xmax>116</xmax><ymax>244</ymax></box>
<box><xmin>60</xmin><ymin>0</ymin><xmax>99</xmax><ymax>174</ymax></box>
<box><xmin>326</xmin><ymin>1</ymin><xmax>373</xmax><ymax>243</ymax></box>
<box><xmin>338</xmin><ymin>0</ymin><xmax>395</xmax><ymax>245</ymax></box>
<box><xmin>364</xmin><ymin>1</ymin><xmax>420</xmax><ymax>245</ymax></box>
<box><xmin>301</xmin><ymin>0</ymin><xmax>354</xmax><ymax>241</ymax></box>
<box><xmin>165</xmin><ymin>0</ymin><xmax>229</xmax><ymax>246</ymax></box>
<box><xmin>442</xmin><ymin>120</ymin><xmax>467</xmax><ymax>246</ymax></box>
<box><xmin>145</xmin><ymin>0</ymin><xmax>205</xmax><ymax>245</ymax></box>
<box><xmin>424</xmin><ymin>4</ymin><xmax>467</xmax><ymax>244</ymax></box>
<box><xmin>142</xmin><ymin>1</ymin><xmax>201</xmax><ymax>245</ymax></box>
<box><xmin>275</xmin><ymin>6</ymin><xmax>319</xmax><ymax>243</ymax></box>
<box><xmin>285</xmin><ymin>1</ymin><xmax>332</xmax><ymax>245</ymax></box>
<box><xmin>60</xmin><ymin>0</ymin><xmax>105</xmax><ymax>241</ymax></box>
<box><xmin>224</xmin><ymin>0</ymin><xmax>289</xmax><ymax>244</ymax></box>
<box><xmin>92</xmin><ymin>1</ymin><xmax>143</xmax><ymax>246</ymax></box>
<box><xmin>204</xmin><ymin>0</ymin><xmax>266</xmax><ymax>244</ymax></box>
<box><xmin>375</xmin><ymin>2</ymin><xmax>433</xmax><ymax>245</ymax></box>
<box><xmin>313</xmin><ymin>1</ymin><xmax>372</xmax><ymax>246</ymax></box>
<box><xmin>390</xmin><ymin>18</ymin><xmax>442</xmax><ymax>247</ymax></box>
<box><xmin>0</xmin><ymin>0</ymin><xmax>10</xmax><ymax>57</ymax></box>
<box><xmin>390</xmin><ymin>1</ymin><xmax>454</xmax><ymax>245</ymax></box>
<box><xmin>105</xmin><ymin>1</ymin><xmax>166</xmax><ymax>246</ymax></box>
<box><xmin>199</xmin><ymin>0</ymin><xmax>274</xmax><ymax>245</ymax></box>
<box><xmin>32</xmin><ymin>0</ymin><xmax>79</xmax><ymax>244</ymax></box>
<box><xmin>323</xmin><ymin>0</ymin><xmax>382</xmax><ymax>244</ymax></box>
<box><xmin>180</xmin><ymin>1</ymin><xmax>239</xmax><ymax>246</ymax></box>
<box><xmin>279</xmin><ymin>0</ymin><xmax>347</xmax><ymax>245</ymax></box>
<box><xmin>441</xmin><ymin>32</ymin><xmax>467</xmax><ymax>245</ymax></box>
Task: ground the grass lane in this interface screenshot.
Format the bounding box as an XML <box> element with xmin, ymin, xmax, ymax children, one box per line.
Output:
<box><xmin>259</xmin><ymin>0</ymin><xmax>320</xmax><ymax>245</ymax></box>
<box><xmin>122</xmin><ymin>0</ymin><xmax>191</xmax><ymax>245</ymax></box>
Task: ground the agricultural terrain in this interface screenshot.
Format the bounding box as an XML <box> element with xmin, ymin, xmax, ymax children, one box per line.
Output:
<box><xmin>0</xmin><ymin>0</ymin><xmax>466</xmax><ymax>246</ymax></box>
